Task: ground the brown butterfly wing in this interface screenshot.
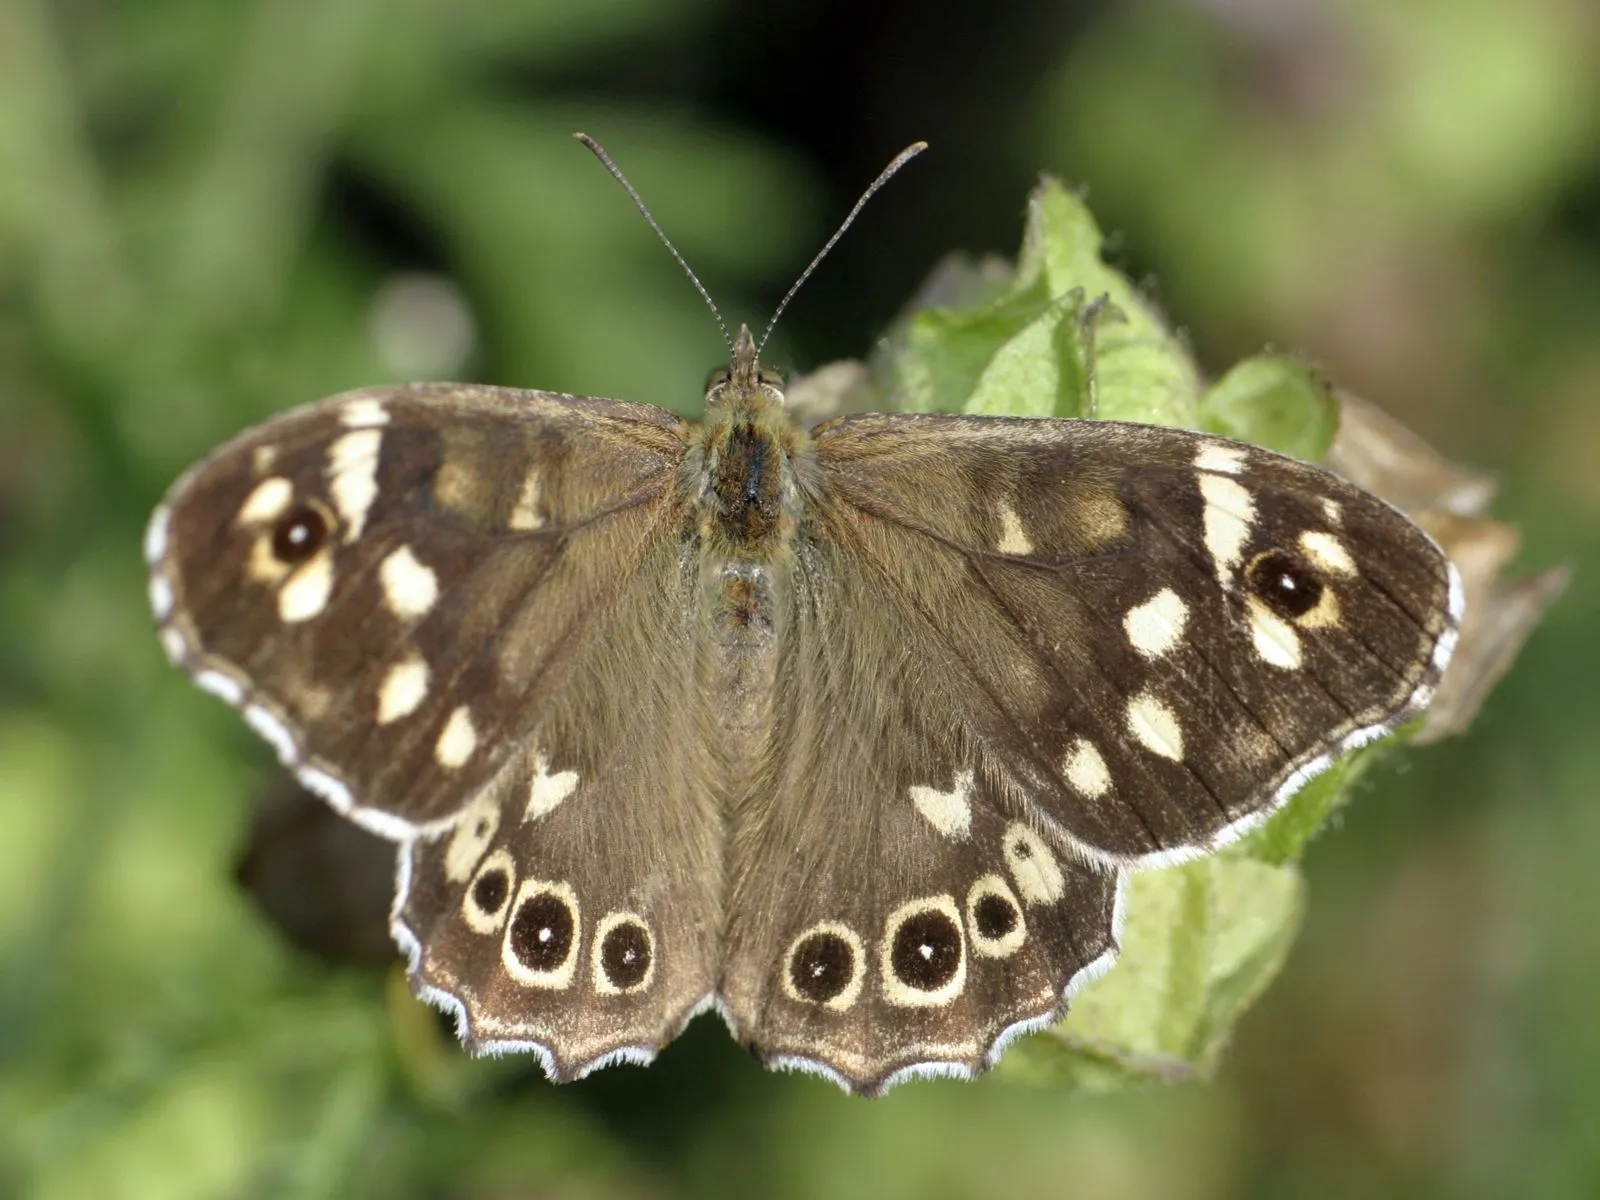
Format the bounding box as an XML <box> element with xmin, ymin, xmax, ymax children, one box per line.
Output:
<box><xmin>719</xmin><ymin>529</ymin><xmax>1123</xmax><ymax>1094</ymax></box>
<box><xmin>391</xmin><ymin>524</ymin><xmax>722</xmax><ymax>1077</ymax></box>
<box><xmin>807</xmin><ymin>412</ymin><xmax>1460</xmax><ymax>866</ymax></box>
<box><xmin>151</xmin><ymin>384</ymin><xmax>723</xmax><ymax>1075</ymax></box>
<box><xmin>149</xmin><ymin>384</ymin><xmax>687</xmax><ymax>833</ymax></box>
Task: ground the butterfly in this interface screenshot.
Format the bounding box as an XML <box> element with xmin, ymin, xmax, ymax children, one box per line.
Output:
<box><xmin>145</xmin><ymin>139</ymin><xmax>1461</xmax><ymax>1095</ymax></box>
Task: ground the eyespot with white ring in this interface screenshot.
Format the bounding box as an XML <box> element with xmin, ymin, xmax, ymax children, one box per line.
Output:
<box><xmin>592</xmin><ymin>911</ymin><xmax>655</xmax><ymax>996</ymax></box>
<box><xmin>781</xmin><ymin>920</ymin><xmax>867</xmax><ymax>1011</ymax></box>
<box><xmin>965</xmin><ymin>874</ymin><xmax>1026</xmax><ymax>958</ymax></box>
<box><xmin>462</xmin><ymin>847</ymin><xmax>515</xmax><ymax>935</ymax></box>
<box><xmin>502</xmin><ymin>879</ymin><xmax>580</xmax><ymax>989</ymax></box>
<box><xmin>881</xmin><ymin>895</ymin><xmax>966</xmax><ymax>1008</ymax></box>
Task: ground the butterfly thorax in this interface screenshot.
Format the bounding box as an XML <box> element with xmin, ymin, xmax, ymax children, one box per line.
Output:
<box><xmin>682</xmin><ymin>327</ymin><xmax>818</xmax><ymax>757</ymax></box>
<box><xmin>685</xmin><ymin>326</ymin><xmax>814</xmax><ymax>557</ymax></box>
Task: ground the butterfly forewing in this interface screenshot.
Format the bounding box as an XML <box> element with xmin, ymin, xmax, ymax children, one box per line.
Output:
<box><xmin>813</xmin><ymin>413</ymin><xmax>1460</xmax><ymax>866</ymax></box>
<box><xmin>149</xmin><ymin>384</ymin><xmax>688</xmax><ymax>834</ymax></box>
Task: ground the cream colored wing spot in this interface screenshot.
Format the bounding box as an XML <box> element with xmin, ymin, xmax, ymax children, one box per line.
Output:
<box><xmin>908</xmin><ymin>769</ymin><xmax>974</xmax><ymax>839</ymax></box>
<box><xmin>277</xmin><ymin>551</ymin><xmax>334</xmax><ymax>622</ymax></box>
<box><xmin>1199</xmin><ymin>473</ymin><xmax>1256</xmax><ymax>587</ymax></box>
<box><xmin>435</xmin><ymin>705</ymin><xmax>478</xmax><ymax>769</ymax></box>
<box><xmin>502</xmin><ymin>880</ymin><xmax>581</xmax><ymax>989</ymax></box>
<box><xmin>462</xmin><ymin>847</ymin><xmax>516</xmax><ymax>935</ymax></box>
<box><xmin>965</xmin><ymin>875</ymin><xmax>1027</xmax><ymax>958</ymax></box>
<box><xmin>592</xmin><ymin>911</ymin><xmax>656</xmax><ymax>996</ymax></box>
<box><xmin>1321</xmin><ymin>498</ymin><xmax>1343</xmax><ymax>525</ymax></box>
<box><xmin>443</xmin><ymin>788</ymin><xmax>500</xmax><ymax>883</ymax></box>
<box><xmin>247</xmin><ymin>537</ymin><xmax>291</xmax><ymax>585</ymax></box>
<box><xmin>1236</xmin><ymin>724</ymin><xmax>1279</xmax><ymax>766</ymax></box>
<box><xmin>340</xmin><ymin>397</ymin><xmax>389</xmax><ymax>429</ymax></box>
<box><xmin>251</xmin><ymin>445</ymin><xmax>279</xmax><ymax>475</ymax></box>
<box><xmin>144</xmin><ymin>503</ymin><xmax>171</xmax><ymax>565</ymax></box>
<box><xmin>376</xmin><ymin>654</ymin><xmax>429</xmax><ymax>724</ymax></box>
<box><xmin>524</xmin><ymin>752</ymin><xmax>580</xmax><ymax>822</ymax></box>
<box><xmin>1123</xmin><ymin>587</ymin><xmax>1189</xmax><ymax>660</ymax></box>
<box><xmin>236</xmin><ymin>476</ymin><xmax>295</xmax><ymax>525</ymax></box>
<box><xmin>159</xmin><ymin>626</ymin><xmax>187</xmax><ymax>665</ymax></box>
<box><xmin>433</xmin><ymin>452</ymin><xmax>493</xmax><ymax>520</ymax></box>
<box><xmin>380</xmin><ymin>546</ymin><xmax>438</xmax><ymax>619</ymax></box>
<box><xmin>1062</xmin><ymin>736</ymin><xmax>1112</xmax><ymax>799</ymax></box>
<box><xmin>1074</xmin><ymin>490</ymin><xmax>1129</xmax><ymax>548</ymax></box>
<box><xmin>509</xmin><ymin>468</ymin><xmax>546</xmax><ymax>531</ymax></box>
<box><xmin>1299</xmin><ymin>530</ymin><xmax>1358</xmax><ymax>576</ymax></box>
<box><xmin>1002</xmin><ymin>823</ymin><xmax>1066</xmax><ymax>905</ymax></box>
<box><xmin>1195</xmin><ymin>442</ymin><xmax>1247</xmax><ymax>475</ymax></box>
<box><xmin>148</xmin><ymin>573</ymin><xmax>174</xmax><ymax>620</ymax></box>
<box><xmin>327</xmin><ymin>429</ymin><xmax>382</xmax><ymax>543</ymax></box>
<box><xmin>1246</xmin><ymin>595</ymin><xmax>1304</xmax><ymax>668</ymax></box>
<box><xmin>995</xmin><ymin>501</ymin><xmax>1034</xmax><ymax>555</ymax></box>
<box><xmin>881</xmin><ymin>895</ymin><xmax>966</xmax><ymax>1008</ymax></box>
<box><xmin>782</xmin><ymin>920</ymin><xmax>867</xmax><ymax>1011</ymax></box>
<box><xmin>1294</xmin><ymin>587</ymin><xmax>1343</xmax><ymax>630</ymax></box>
<box><xmin>1126</xmin><ymin>691</ymin><xmax>1185</xmax><ymax>761</ymax></box>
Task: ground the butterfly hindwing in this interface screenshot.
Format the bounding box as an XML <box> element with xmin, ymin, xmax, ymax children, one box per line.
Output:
<box><xmin>812</xmin><ymin>413</ymin><xmax>1461</xmax><ymax>866</ymax></box>
<box><xmin>720</xmin><ymin>534</ymin><xmax>1123</xmax><ymax>1094</ymax></box>
<box><xmin>392</xmin><ymin>524</ymin><xmax>723</xmax><ymax>1077</ymax></box>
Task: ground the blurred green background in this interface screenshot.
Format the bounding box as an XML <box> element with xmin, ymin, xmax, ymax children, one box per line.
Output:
<box><xmin>2</xmin><ymin>0</ymin><xmax>1596</xmax><ymax>1197</ymax></box>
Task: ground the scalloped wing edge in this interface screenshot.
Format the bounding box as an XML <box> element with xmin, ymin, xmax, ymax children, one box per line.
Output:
<box><xmin>389</xmin><ymin>834</ymin><xmax>1130</xmax><ymax>1097</ymax></box>
<box><xmin>1042</xmin><ymin>560</ymin><xmax>1464</xmax><ymax>874</ymax></box>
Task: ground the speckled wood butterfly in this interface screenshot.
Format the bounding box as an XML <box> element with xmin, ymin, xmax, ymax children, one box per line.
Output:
<box><xmin>145</xmin><ymin>140</ymin><xmax>1461</xmax><ymax>1095</ymax></box>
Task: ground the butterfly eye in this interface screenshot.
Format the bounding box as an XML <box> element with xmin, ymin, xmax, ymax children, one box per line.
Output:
<box><xmin>756</xmin><ymin>367</ymin><xmax>785</xmax><ymax>390</ymax></box>
<box><xmin>462</xmin><ymin>848</ymin><xmax>516</xmax><ymax>935</ymax></box>
<box><xmin>965</xmin><ymin>875</ymin><xmax>1027</xmax><ymax>959</ymax></box>
<box><xmin>704</xmin><ymin>366</ymin><xmax>732</xmax><ymax>393</ymax></box>
<box><xmin>593</xmin><ymin>911</ymin><xmax>656</xmax><ymax>995</ymax></box>
<box><xmin>508</xmin><ymin>891</ymin><xmax>577</xmax><ymax>974</ymax></box>
<box><xmin>270</xmin><ymin>505</ymin><xmax>330</xmax><ymax>564</ymax></box>
<box><xmin>782</xmin><ymin>921</ymin><xmax>866</xmax><ymax>1009</ymax></box>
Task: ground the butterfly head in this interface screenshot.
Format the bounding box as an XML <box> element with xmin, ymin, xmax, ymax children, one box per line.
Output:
<box><xmin>706</xmin><ymin>323</ymin><xmax>786</xmax><ymax>412</ymax></box>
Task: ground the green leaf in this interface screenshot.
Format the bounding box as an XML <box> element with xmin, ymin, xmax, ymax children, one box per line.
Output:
<box><xmin>884</xmin><ymin>179</ymin><xmax>1203</xmax><ymax>425</ymax></box>
<box><xmin>1200</xmin><ymin>355</ymin><xmax>1340</xmax><ymax>462</ymax></box>
<box><xmin>996</xmin><ymin>858</ymin><xmax>1305</xmax><ymax>1092</ymax></box>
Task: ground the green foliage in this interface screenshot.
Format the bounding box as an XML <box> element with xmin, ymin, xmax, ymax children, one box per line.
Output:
<box><xmin>890</xmin><ymin>181</ymin><xmax>1202</xmax><ymax>424</ymax></box>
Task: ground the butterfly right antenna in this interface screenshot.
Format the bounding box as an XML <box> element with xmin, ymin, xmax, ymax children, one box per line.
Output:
<box><xmin>757</xmin><ymin>142</ymin><xmax>927</xmax><ymax>356</ymax></box>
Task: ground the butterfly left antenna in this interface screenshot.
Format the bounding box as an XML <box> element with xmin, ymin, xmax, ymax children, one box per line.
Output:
<box><xmin>575</xmin><ymin>132</ymin><xmax>734</xmax><ymax>354</ymax></box>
